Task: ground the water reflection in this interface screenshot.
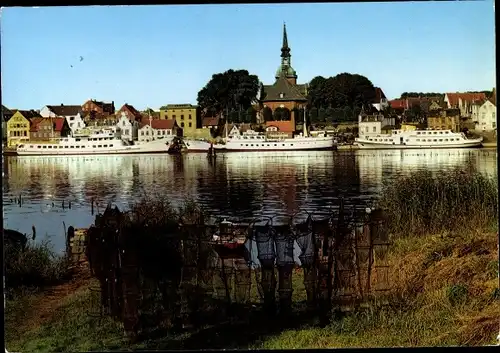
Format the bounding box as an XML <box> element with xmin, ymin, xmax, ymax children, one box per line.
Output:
<box><xmin>2</xmin><ymin>149</ymin><xmax>496</xmax><ymax>253</ymax></box>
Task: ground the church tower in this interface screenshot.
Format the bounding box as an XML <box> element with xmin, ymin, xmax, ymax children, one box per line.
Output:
<box><xmin>275</xmin><ymin>23</ymin><xmax>298</xmax><ymax>85</ymax></box>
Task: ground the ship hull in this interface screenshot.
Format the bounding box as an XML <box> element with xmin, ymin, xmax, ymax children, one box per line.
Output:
<box><xmin>355</xmin><ymin>140</ymin><xmax>483</xmax><ymax>150</ymax></box>
<box><xmin>14</xmin><ymin>138</ymin><xmax>174</xmax><ymax>156</ymax></box>
<box><xmin>214</xmin><ymin>137</ymin><xmax>335</xmax><ymax>152</ymax></box>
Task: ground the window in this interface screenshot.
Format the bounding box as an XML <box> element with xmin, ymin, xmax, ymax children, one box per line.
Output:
<box><xmin>279</xmin><ymin>92</ymin><xmax>284</xmax><ymax>98</ymax></box>
<box><xmin>189</xmin><ymin>114</ymin><xmax>192</xmax><ymax>120</ymax></box>
<box><xmin>98</xmin><ymin>145</ymin><xmax>102</xmax><ymax>148</ymax></box>
<box><xmin>373</xmin><ymin>127</ymin><xmax>376</xmax><ymax>132</ymax></box>
<box><xmin>181</xmin><ymin>115</ymin><xmax>184</xmax><ymax>120</ymax></box>
<box><xmin>173</xmin><ymin>115</ymin><xmax>176</xmax><ymax>119</ymax></box>
<box><xmin>181</xmin><ymin>122</ymin><xmax>185</xmax><ymax>127</ymax></box>
<box><xmin>189</xmin><ymin>122</ymin><xmax>192</xmax><ymax>127</ymax></box>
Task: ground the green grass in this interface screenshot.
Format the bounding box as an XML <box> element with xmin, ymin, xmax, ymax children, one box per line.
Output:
<box><xmin>6</xmin><ymin>281</ymin><xmax>125</xmax><ymax>353</ymax></box>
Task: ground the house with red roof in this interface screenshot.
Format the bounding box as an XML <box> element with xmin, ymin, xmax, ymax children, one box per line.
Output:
<box><xmin>117</xmin><ymin>103</ymin><xmax>143</xmax><ymax>122</ymax></box>
<box><xmin>82</xmin><ymin>99</ymin><xmax>115</xmax><ymax>117</ymax></box>
<box><xmin>444</xmin><ymin>92</ymin><xmax>487</xmax><ymax>119</ymax></box>
<box><xmin>265</xmin><ymin>120</ymin><xmax>295</xmax><ymax>138</ymax></box>
<box><xmin>202</xmin><ymin>117</ymin><xmax>220</xmax><ymax>129</ymax></box>
<box><xmin>40</xmin><ymin>104</ymin><xmax>87</xmax><ymax>133</ymax></box>
<box><xmin>138</xmin><ymin>118</ymin><xmax>181</xmax><ymax>142</ymax></box>
<box><xmin>30</xmin><ymin>117</ymin><xmax>70</xmax><ymax>141</ymax></box>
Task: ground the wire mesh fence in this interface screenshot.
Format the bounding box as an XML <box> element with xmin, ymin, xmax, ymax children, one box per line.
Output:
<box><xmin>81</xmin><ymin>199</ymin><xmax>391</xmax><ymax>339</ymax></box>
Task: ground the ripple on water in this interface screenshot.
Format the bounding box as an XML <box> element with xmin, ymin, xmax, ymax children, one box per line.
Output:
<box><xmin>2</xmin><ymin>149</ymin><xmax>497</xmax><ymax>253</ymax></box>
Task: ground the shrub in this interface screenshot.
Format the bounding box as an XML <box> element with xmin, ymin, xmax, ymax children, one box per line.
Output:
<box><xmin>4</xmin><ymin>239</ymin><xmax>69</xmax><ymax>295</ymax></box>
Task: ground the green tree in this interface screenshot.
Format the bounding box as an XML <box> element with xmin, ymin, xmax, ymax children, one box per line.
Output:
<box><xmin>309</xmin><ymin>107</ymin><xmax>319</xmax><ymax>123</ymax></box>
<box><xmin>228</xmin><ymin>110</ymin><xmax>240</xmax><ymax>123</ymax></box>
<box><xmin>244</xmin><ymin>106</ymin><xmax>257</xmax><ymax>124</ymax></box>
<box><xmin>307</xmin><ymin>73</ymin><xmax>377</xmax><ymax>115</ymax></box>
<box><xmin>318</xmin><ymin>107</ymin><xmax>327</xmax><ymax>122</ymax></box>
<box><xmin>197</xmin><ymin>69</ymin><xmax>260</xmax><ymax>119</ymax></box>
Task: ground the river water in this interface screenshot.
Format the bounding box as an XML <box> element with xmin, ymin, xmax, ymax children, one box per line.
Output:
<box><xmin>2</xmin><ymin>148</ymin><xmax>497</xmax><ymax>254</ymax></box>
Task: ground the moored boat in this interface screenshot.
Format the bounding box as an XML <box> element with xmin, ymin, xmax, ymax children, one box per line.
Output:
<box><xmin>214</xmin><ymin>108</ymin><xmax>335</xmax><ymax>152</ymax></box>
<box><xmin>355</xmin><ymin>129</ymin><xmax>483</xmax><ymax>150</ymax></box>
<box><xmin>14</xmin><ymin>129</ymin><xmax>175</xmax><ymax>156</ymax></box>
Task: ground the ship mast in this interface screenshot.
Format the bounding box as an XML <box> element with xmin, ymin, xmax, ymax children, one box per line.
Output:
<box><xmin>303</xmin><ymin>106</ymin><xmax>308</xmax><ymax>137</ymax></box>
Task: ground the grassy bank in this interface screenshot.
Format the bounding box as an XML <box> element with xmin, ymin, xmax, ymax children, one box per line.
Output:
<box><xmin>5</xmin><ymin>168</ymin><xmax>500</xmax><ymax>350</ymax></box>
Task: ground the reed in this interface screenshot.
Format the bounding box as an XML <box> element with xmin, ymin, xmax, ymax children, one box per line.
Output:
<box><xmin>378</xmin><ymin>166</ymin><xmax>498</xmax><ymax>237</ymax></box>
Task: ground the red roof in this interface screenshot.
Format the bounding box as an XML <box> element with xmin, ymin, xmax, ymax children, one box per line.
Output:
<box><xmin>265</xmin><ymin>120</ymin><xmax>295</xmax><ymax>133</ymax></box>
<box><xmin>29</xmin><ymin>117</ymin><xmax>66</xmax><ymax>132</ymax></box>
<box><xmin>389</xmin><ymin>99</ymin><xmax>407</xmax><ymax>110</ymax></box>
<box><xmin>202</xmin><ymin>117</ymin><xmax>219</xmax><ymax>127</ymax></box>
<box><xmin>119</xmin><ymin>104</ymin><xmax>142</xmax><ymax>120</ymax></box>
<box><xmin>53</xmin><ymin>117</ymin><xmax>66</xmax><ymax>132</ymax></box>
<box><xmin>140</xmin><ymin>119</ymin><xmax>177</xmax><ymax>130</ymax></box>
<box><xmin>446</xmin><ymin>92</ymin><xmax>487</xmax><ymax>107</ymax></box>
<box><xmin>29</xmin><ymin>118</ymin><xmax>44</xmax><ymax>132</ymax></box>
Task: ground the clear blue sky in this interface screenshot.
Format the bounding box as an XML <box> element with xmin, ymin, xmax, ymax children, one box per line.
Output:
<box><xmin>1</xmin><ymin>2</ymin><xmax>495</xmax><ymax>111</ymax></box>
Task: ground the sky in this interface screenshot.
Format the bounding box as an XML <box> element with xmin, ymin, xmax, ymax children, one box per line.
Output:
<box><xmin>1</xmin><ymin>2</ymin><xmax>496</xmax><ymax>111</ymax></box>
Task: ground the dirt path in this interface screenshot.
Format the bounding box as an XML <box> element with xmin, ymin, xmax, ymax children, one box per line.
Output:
<box><xmin>16</xmin><ymin>263</ymin><xmax>93</xmax><ymax>332</ymax></box>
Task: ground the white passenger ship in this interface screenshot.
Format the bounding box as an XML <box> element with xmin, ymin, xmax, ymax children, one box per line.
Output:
<box><xmin>355</xmin><ymin>129</ymin><xmax>483</xmax><ymax>150</ymax></box>
<box><xmin>15</xmin><ymin>129</ymin><xmax>175</xmax><ymax>156</ymax></box>
<box><xmin>214</xmin><ymin>109</ymin><xmax>335</xmax><ymax>152</ymax></box>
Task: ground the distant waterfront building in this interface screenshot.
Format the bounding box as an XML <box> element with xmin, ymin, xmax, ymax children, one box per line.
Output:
<box><xmin>260</xmin><ymin>23</ymin><xmax>308</xmax><ymax>132</ymax></box>
<box><xmin>476</xmin><ymin>98</ymin><xmax>497</xmax><ymax>132</ymax></box>
<box><xmin>116</xmin><ymin>104</ymin><xmax>143</xmax><ymax>122</ymax></box>
<box><xmin>7</xmin><ymin>110</ymin><xmax>41</xmax><ymax>147</ymax></box>
<box><xmin>358</xmin><ymin>110</ymin><xmax>396</xmax><ymax>136</ymax></box>
<box><xmin>82</xmin><ymin>99</ymin><xmax>115</xmax><ymax>117</ymax></box>
<box><xmin>371</xmin><ymin>88</ymin><xmax>389</xmax><ymax>112</ymax></box>
<box><xmin>116</xmin><ymin>112</ymin><xmax>139</xmax><ymax>142</ymax></box>
<box><xmin>29</xmin><ymin>117</ymin><xmax>71</xmax><ymax>142</ymax></box>
<box><xmin>138</xmin><ymin>119</ymin><xmax>181</xmax><ymax>142</ymax></box>
<box><xmin>40</xmin><ymin>104</ymin><xmax>85</xmax><ymax>133</ymax></box>
<box><xmin>160</xmin><ymin>104</ymin><xmax>198</xmax><ymax>137</ymax></box>
<box><xmin>426</xmin><ymin>109</ymin><xmax>460</xmax><ymax>132</ymax></box>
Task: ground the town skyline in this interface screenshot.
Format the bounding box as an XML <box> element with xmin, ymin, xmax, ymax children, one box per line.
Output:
<box><xmin>2</xmin><ymin>2</ymin><xmax>495</xmax><ymax>111</ymax></box>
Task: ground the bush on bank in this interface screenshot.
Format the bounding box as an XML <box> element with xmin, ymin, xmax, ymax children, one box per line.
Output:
<box><xmin>4</xmin><ymin>239</ymin><xmax>69</xmax><ymax>296</ymax></box>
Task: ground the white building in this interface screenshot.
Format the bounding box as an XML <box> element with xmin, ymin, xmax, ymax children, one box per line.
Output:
<box><xmin>138</xmin><ymin>119</ymin><xmax>180</xmax><ymax>142</ymax></box>
<box><xmin>476</xmin><ymin>99</ymin><xmax>497</xmax><ymax>132</ymax></box>
<box><xmin>115</xmin><ymin>112</ymin><xmax>139</xmax><ymax>142</ymax></box>
<box><xmin>40</xmin><ymin>104</ymin><xmax>85</xmax><ymax>133</ymax></box>
<box><xmin>358</xmin><ymin>113</ymin><xmax>396</xmax><ymax>136</ymax></box>
<box><xmin>371</xmin><ymin>87</ymin><xmax>389</xmax><ymax>112</ymax></box>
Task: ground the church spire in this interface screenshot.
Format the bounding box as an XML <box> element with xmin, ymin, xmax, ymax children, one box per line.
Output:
<box><xmin>276</xmin><ymin>22</ymin><xmax>297</xmax><ymax>84</ymax></box>
<box><xmin>281</xmin><ymin>22</ymin><xmax>290</xmax><ymax>58</ymax></box>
